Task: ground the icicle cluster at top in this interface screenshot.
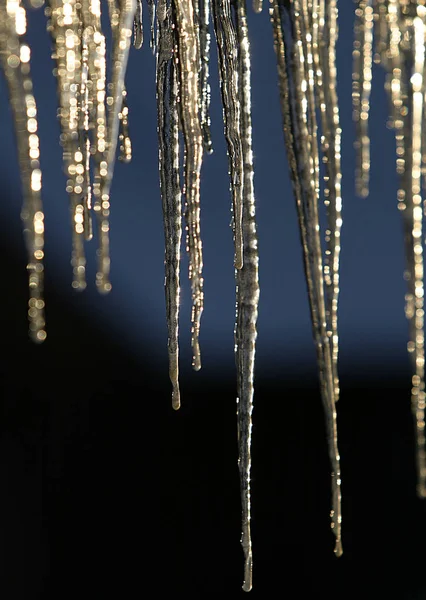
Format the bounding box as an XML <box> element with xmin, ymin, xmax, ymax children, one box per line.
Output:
<box><xmin>46</xmin><ymin>0</ymin><xmax>135</xmax><ymax>293</ymax></box>
<box><xmin>352</xmin><ymin>0</ymin><xmax>426</xmax><ymax>497</ymax></box>
<box><xmin>270</xmin><ymin>0</ymin><xmax>343</xmax><ymax>557</ymax></box>
<box><xmin>2</xmin><ymin>0</ymin><xmax>350</xmax><ymax>592</ymax></box>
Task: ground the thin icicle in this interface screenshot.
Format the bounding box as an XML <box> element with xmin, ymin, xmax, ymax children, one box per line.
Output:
<box><xmin>199</xmin><ymin>0</ymin><xmax>213</xmax><ymax>154</ymax></box>
<box><xmin>133</xmin><ymin>0</ymin><xmax>143</xmax><ymax>48</ymax></box>
<box><xmin>47</xmin><ymin>0</ymin><xmax>88</xmax><ymax>290</ymax></box>
<box><xmin>174</xmin><ymin>0</ymin><xmax>204</xmax><ymax>371</ymax></box>
<box><xmin>147</xmin><ymin>0</ymin><xmax>156</xmax><ymax>51</ymax></box>
<box><xmin>314</xmin><ymin>0</ymin><xmax>342</xmax><ymax>403</ymax></box>
<box><xmin>212</xmin><ymin>0</ymin><xmax>244</xmax><ymax>270</ymax></box>
<box><xmin>118</xmin><ymin>89</ymin><xmax>132</xmax><ymax>163</ymax></box>
<box><xmin>352</xmin><ymin>0</ymin><xmax>373</xmax><ymax>198</ymax></box>
<box><xmin>95</xmin><ymin>0</ymin><xmax>135</xmax><ymax>293</ymax></box>
<box><xmin>79</xmin><ymin>30</ymin><xmax>94</xmax><ymax>242</ymax></box>
<box><xmin>270</xmin><ymin>0</ymin><xmax>342</xmax><ymax>557</ymax></box>
<box><xmin>156</xmin><ymin>0</ymin><xmax>182</xmax><ymax>410</ymax></box>
<box><xmin>1</xmin><ymin>0</ymin><xmax>46</xmax><ymax>342</ymax></box>
<box><xmin>234</xmin><ymin>0</ymin><xmax>259</xmax><ymax>590</ymax></box>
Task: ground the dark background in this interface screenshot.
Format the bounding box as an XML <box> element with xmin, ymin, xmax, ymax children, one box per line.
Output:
<box><xmin>1</xmin><ymin>2</ymin><xmax>426</xmax><ymax>598</ymax></box>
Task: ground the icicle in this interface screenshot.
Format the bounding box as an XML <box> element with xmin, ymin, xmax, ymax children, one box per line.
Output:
<box><xmin>118</xmin><ymin>89</ymin><xmax>132</xmax><ymax>163</ymax></box>
<box><xmin>314</xmin><ymin>0</ymin><xmax>342</xmax><ymax>403</ymax></box>
<box><xmin>212</xmin><ymin>0</ymin><xmax>244</xmax><ymax>270</ymax></box>
<box><xmin>352</xmin><ymin>0</ymin><xmax>373</xmax><ymax>198</ymax></box>
<box><xmin>270</xmin><ymin>0</ymin><xmax>342</xmax><ymax>557</ymax></box>
<box><xmin>199</xmin><ymin>0</ymin><xmax>213</xmax><ymax>154</ymax></box>
<box><xmin>47</xmin><ymin>0</ymin><xmax>88</xmax><ymax>290</ymax></box>
<box><xmin>253</xmin><ymin>0</ymin><xmax>262</xmax><ymax>15</ymax></box>
<box><xmin>147</xmin><ymin>0</ymin><xmax>156</xmax><ymax>51</ymax></box>
<box><xmin>79</xmin><ymin>28</ymin><xmax>94</xmax><ymax>242</ymax></box>
<box><xmin>133</xmin><ymin>0</ymin><xmax>143</xmax><ymax>48</ymax></box>
<box><xmin>156</xmin><ymin>0</ymin><xmax>182</xmax><ymax>410</ymax></box>
<box><xmin>174</xmin><ymin>0</ymin><xmax>204</xmax><ymax>371</ymax></box>
<box><xmin>352</xmin><ymin>0</ymin><xmax>426</xmax><ymax>499</ymax></box>
<box><xmin>94</xmin><ymin>0</ymin><xmax>135</xmax><ymax>293</ymax></box>
<box><xmin>234</xmin><ymin>0</ymin><xmax>259</xmax><ymax>590</ymax></box>
<box><xmin>0</xmin><ymin>0</ymin><xmax>46</xmax><ymax>342</ymax></box>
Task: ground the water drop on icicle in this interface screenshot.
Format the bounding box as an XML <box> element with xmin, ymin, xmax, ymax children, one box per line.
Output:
<box><xmin>270</xmin><ymin>0</ymin><xmax>342</xmax><ymax>557</ymax></box>
<box><xmin>0</xmin><ymin>1</ymin><xmax>46</xmax><ymax>342</ymax></box>
<box><xmin>156</xmin><ymin>0</ymin><xmax>182</xmax><ymax>410</ymax></box>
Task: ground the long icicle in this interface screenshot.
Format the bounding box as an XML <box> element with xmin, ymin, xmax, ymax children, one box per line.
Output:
<box><xmin>212</xmin><ymin>0</ymin><xmax>244</xmax><ymax>270</ymax></box>
<box><xmin>94</xmin><ymin>0</ymin><xmax>135</xmax><ymax>293</ymax></box>
<box><xmin>270</xmin><ymin>0</ymin><xmax>342</xmax><ymax>556</ymax></box>
<box><xmin>352</xmin><ymin>0</ymin><xmax>373</xmax><ymax>199</ymax></box>
<box><xmin>234</xmin><ymin>0</ymin><xmax>259</xmax><ymax>590</ymax></box>
<box><xmin>315</xmin><ymin>0</ymin><xmax>342</xmax><ymax>403</ymax></box>
<box><xmin>174</xmin><ymin>0</ymin><xmax>204</xmax><ymax>371</ymax></box>
<box><xmin>157</xmin><ymin>0</ymin><xmax>183</xmax><ymax>410</ymax></box>
<box><xmin>0</xmin><ymin>0</ymin><xmax>46</xmax><ymax>342</ymax></box>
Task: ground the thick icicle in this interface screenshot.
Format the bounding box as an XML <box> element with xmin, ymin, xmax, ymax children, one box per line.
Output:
<box><xmin>270</xmin><ymin>0</ymin><xmax>342</xmax><ymax>556</ymax></box>
<box><xmin>234</xmin><ymin>0</ymin><xmax>259</xmax><ymax>590</ymax></box>
<box><xmin>174</xmin><ymin>0</ymin><xmax>204</xmax><ymax>371</ymax></box>
<box><xmin>212</xmin><ymin>0</ymin><xmax>244</xmax><ymax>270</ymax></box>
<box><xmin>156</xmin><ymin>0</ymin><xmax>182</xmax><ymax>410</ymax></box>
<box><xmin>0</xmin><ymin>0</ymin><xmax>46</xmax><ymax>342</ymax></box>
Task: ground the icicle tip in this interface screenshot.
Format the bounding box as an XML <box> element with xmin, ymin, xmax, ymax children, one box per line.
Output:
<box><xmin>334</xmin><ymin>538</ymin><xmax>343</xmax><ymax>558</ymax></box>
<box><xmin>242</xmin><ymin>552</ymin><xmax>253</xmax><ymax>592</ymax></box>
<box><xmin>172</xmin><ymin>389</ymin><xmax>181</xmax><ymax>410</ymax></box>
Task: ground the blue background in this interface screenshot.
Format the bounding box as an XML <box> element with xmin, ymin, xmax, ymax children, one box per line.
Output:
<box><xmin>0</xmin><ymin>3</ymin><xmax>409</xmax><ymax>380</ymax></box>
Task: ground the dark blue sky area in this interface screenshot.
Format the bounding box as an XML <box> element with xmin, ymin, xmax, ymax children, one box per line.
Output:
<box><xmin>0</xmin><ymin>3</ymin><xmax>411</xmax><ymax>379</ymax></box>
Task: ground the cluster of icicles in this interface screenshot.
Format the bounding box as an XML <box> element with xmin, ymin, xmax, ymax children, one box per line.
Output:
<box><xmin>3</xmin><ymin>0</ymin><xmax>426</xmax><ymax>591</ymax></box>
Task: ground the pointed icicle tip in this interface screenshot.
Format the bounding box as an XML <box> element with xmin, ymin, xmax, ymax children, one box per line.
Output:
<box><xmin>172</xmin><ymin>390</ymin><xmax>181</xmax><ymax>411</ymax></box>
<box><xmin>242</xmin><ymin>552</ymin><xmax>253</xmax><ymax>592</ymax></box>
